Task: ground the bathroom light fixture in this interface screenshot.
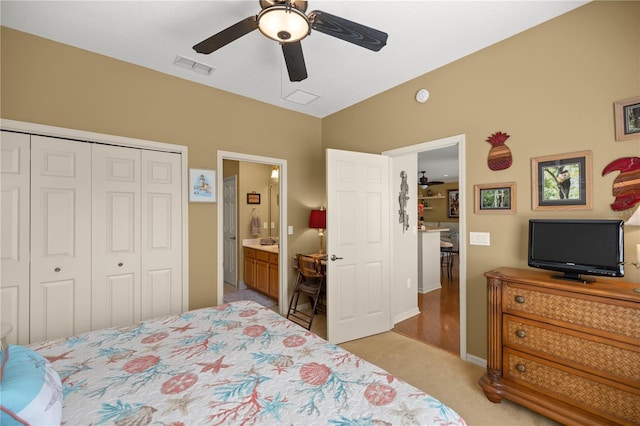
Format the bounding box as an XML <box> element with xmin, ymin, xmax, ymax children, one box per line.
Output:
<box><xmin>309</xmin><ymin>206</ymin><xmax>326</xmax><ymax>254</ymax></box>
<box><xmin>271</xmin><ymin>166</ymin><xmax>279</xmax><ymax>181</ymax></box>
<box><xmin>257</xmin><ymin>5</ymin><xmax>310</xmax><ymax>43</ymax></box>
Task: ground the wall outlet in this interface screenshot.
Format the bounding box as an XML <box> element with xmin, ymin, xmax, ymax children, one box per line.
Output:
<box><xmin>470</xmin><ymin>232</ymin><xmax>491</xmax><ymax>246</ymax></box>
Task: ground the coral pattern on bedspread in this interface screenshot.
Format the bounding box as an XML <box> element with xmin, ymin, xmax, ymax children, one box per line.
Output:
<box><xmin>29</xmin><ymin>301</ymin><xmax>466</xmax><ymax>425</ymax></box>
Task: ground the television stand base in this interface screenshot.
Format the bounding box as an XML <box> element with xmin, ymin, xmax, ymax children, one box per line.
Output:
<box><xmin>551</xmin><ymin>272</ymin><xmax>594</xmax><ymax>284</ymax></box>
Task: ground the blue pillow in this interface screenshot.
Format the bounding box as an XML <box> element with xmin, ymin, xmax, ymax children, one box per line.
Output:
<box><xmin>0</xmin><ymin>345</ymin><xmax>62</xmax><ymax>426</ymax></box>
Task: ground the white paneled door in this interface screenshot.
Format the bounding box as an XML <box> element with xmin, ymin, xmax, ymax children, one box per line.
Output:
<box><xmin>141</xmin><ymin>150</ymin><xmax>183</xmax><ymax>321</ymax></box>
<box><xmin>223</xmin><ymin>176</ymin><xmax>238</xmax><ymax>287</ymax></box>
<box><xmin>0</xmin><ymin>131</ymin><xmax>31</xmax><ymax>344</ymax></box>
<box><xmin>30</xmin><ymin>136</ymin><xmax>92</xmax><ymax>342</ymax></box>
<box><xmin>92</xmin><ymin>144</ymin><xmax>141</xmax><ymax>329</ymax></box>
<box><xmin>326</xmin><ymin>149</ymin><xmax>391</xmax><ymax>344</ymax></box>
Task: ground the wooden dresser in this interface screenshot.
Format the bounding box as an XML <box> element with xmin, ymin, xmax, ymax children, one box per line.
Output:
<box><xmin>480</xmin><ymin>267</ymin><xmax>640</xmax><ymax>425</ymax></box>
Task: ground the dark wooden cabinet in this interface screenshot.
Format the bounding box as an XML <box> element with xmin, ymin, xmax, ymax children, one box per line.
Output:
<box><xmin>480</xmin><ymin>267</ymin><xmax>640</xmax><ymax>425</ymax></box>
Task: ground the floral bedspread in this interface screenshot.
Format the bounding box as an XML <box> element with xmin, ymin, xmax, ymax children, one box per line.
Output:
<box><xmin>30</xmin><ymin>301</ymin><xmax>466</xmax><ymax>425</ymax></box>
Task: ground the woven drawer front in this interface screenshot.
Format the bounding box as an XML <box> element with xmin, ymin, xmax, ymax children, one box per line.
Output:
<box><xmin>505</xmin><ymin>351</ymin><xmax>640</xmax><ymax>424</ymax></box>
<box><xmin>505</xmin><ymin>316</ymin><xmax>640</xmax><ymax>382</ymax></box>
<box><xmin>505</xmin><ymin>284</ymin><xmax>640</xmax><ymax>340</ymax></box>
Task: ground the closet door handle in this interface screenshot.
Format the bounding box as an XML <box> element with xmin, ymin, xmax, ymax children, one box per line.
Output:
<box><xmin>54</xmin><ymin>267</ymin><xmax>61</xmax><ymax>272</ymax></box>
<box><xmin>118</xmin><ymin>263</ymin><xmax>123</xmax><ymax>267</ymax></box>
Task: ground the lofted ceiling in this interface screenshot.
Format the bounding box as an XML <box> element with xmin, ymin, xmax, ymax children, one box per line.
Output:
<box><xmin>1</xmin><ymin>1</ymin><xmax>588</xmax><ymax>119</ymax></box>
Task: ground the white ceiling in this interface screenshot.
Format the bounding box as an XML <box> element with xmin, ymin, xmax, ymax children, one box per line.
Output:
<box><xmin>1</xmin><ymin>0</ymin><xmax>588</xmax><ymax>119</ymax></box>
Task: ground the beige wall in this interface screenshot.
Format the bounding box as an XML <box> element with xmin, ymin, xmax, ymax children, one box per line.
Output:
<box><xmin>322</xmin><ymin>1</ymin><xmax>640</xmax><ymax>358</ymax></box>
<box><xmin>2</xmin><ymin>1</ymin><xmax>639</xmax><ymax>359</ymax></box>
<box><xmin>0</xmin><ymin>26</ymin><xmax>325</xmax><ymax>312</ymax></box>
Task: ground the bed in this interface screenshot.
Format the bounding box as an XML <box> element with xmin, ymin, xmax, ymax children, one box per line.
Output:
<box><xmin>15</xmin><ymin>301</ymin><xmax>465</xmax><ymax>425</ymax></box>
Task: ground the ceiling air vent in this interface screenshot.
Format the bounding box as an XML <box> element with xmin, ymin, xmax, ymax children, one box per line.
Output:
<box><xmin>173</xmin><ymin>55</ymin><xmax>215</xmax><ymax>76</ymax></box>
<box><xmin>284</xmin><ymin>90</ymin><xmax>319</xmax><ymax>105</ymax></box>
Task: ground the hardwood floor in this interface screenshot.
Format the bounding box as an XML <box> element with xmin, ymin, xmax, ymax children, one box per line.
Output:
<box><xmin>392</xmin><ymin>254</ymin><xmax>460</xmax><ymax>355</ymax></box>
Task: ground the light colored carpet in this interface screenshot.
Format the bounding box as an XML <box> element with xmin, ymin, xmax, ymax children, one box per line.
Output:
<box><xmin>223</xmin><ymin>288</ymin><xmax>277</xmax><ymax>307</ymax></box>
<box><xmin>340</xmin><ymin>332</ymin><xmax>561</xmax><ymax>426</ymax></box>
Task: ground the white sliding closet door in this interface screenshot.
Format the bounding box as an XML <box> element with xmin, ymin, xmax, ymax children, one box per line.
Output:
<box><xmin>30</xmin><ymin>136</ymin><xmax>92</xmax><ymax>342</ymax></box>
<box><xmin>141</xmin><ymin>150</ymin><xmax>182</xmax><ymax>320</ymax></box>
<box><xmin>1</xmin><ymin>131</ymin><xmax>31</xmax><ymax>344</ymax></box>
<box><xmin>92</xmin><ymin>144</ymin><xmax>141</xmax><ymax>329</ymax></box>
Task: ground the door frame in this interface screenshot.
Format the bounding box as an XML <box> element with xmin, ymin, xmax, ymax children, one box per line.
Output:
<box><xmin>216</xmin><ymin>151</ymin><xmax>288</xmax><ymax>314</ymax></box>
<box><xmin>383</xmin><ymin>134</ymin><xmax>467</xmax><ymax>360</ymax></box>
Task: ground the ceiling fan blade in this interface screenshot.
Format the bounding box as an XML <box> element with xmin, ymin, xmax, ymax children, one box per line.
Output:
<box><xmin>309</xmin><ymin>10</ymin><xmax>387</xmax><ymax>52</ymax></box>
<box><xmin>281</xmin><ymin>41</ymin><xmax>308</xmax><ymax>82</ymax></box>
<box><xmin>193</xmin><ymin>16</ymin><xmax>258</xmax><ymax>54</ymax></box>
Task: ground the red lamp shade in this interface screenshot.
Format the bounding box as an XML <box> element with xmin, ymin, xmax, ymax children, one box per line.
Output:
<box><xmin>309</xmin><ymin>209</ymin><xmax>326</xmax><ymax>230</ymax></box>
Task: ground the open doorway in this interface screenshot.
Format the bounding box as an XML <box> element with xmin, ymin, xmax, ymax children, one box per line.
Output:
<box><xmin>383</xmin><ymin>135</ymin><xmax>467</xmax><ymax>359</ymax></box>
<box><xmin>216</xmin><ymin>151</ymin><xmax>288</xmax><ymax>314</ymax></box>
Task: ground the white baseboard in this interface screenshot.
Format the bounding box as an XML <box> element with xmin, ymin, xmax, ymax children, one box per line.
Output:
<box><xmin>418</xmin><ymin>282</ymin><xmax>442</xmax><ymax>294</ymax></box>
<box><xmin>465</xmin><ymin>353</ymin><xmax>487</xmax><ymax>368</ymax></box>
<box><xmin>393</xmin><ymin>307</ymin><xmax>420</xmax><ymax>324</ymax></box>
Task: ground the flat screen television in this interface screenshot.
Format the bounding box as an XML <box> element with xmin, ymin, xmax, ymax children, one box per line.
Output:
<box><xmin>528</xmin><ymin>219</ymin><xmax>624</xmax><ymax>283</ymax></box>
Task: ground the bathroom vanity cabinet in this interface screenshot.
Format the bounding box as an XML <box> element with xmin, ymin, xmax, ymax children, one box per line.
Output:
<box><xmin>243</xmin><ymin>247</ymin><xmax>278</xmax><ymax>301</ymax></box>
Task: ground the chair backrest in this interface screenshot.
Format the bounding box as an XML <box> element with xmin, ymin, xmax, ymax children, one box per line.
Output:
<box><xmin>296</xmin><ymin>254</ymin><xmax>324</xmax><ymax>279</ymax></box>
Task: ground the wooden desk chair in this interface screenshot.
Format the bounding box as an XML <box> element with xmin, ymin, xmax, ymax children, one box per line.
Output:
<box><xmin>287</xmin><ymin>254</ymin><xmax>325</xmax><ymax>330</ymax></box>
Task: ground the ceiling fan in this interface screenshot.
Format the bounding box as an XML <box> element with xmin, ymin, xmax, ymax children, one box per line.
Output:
<box><xmin>418</xmin><ymin>171</ymin><xmax>444</xmax><ymax>187</ymax></box>
<box><xmin>193</xmin><ymin>0</ymin><xmax>388</xmax><ymax>82</ymax></box>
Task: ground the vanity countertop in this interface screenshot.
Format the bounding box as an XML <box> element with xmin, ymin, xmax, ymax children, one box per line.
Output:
<box><xmin>243</xmin><ymin>239</ymin><xmax>279</xmax><ymax>253</ymax></box>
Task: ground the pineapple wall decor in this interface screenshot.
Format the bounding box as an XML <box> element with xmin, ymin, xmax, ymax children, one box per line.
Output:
<box><xmin>602</xmin><ymin>156</ymin><xmax>640</xmax><ymax>211</ymax></box>
<box><xmin>486</xmin><ymin>131</ymin><xmax>512</xmax><ymax>171</ymax></box>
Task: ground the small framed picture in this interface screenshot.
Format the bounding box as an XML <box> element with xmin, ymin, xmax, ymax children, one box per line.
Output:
<box><xmin>247</xmin><ymin>192</ymin><xmax>261</xmax><ymax>204</ymax></box>
<box><xmin>189</xmin><ymin>168</ymin><xmax>216</xmax><ymax>203</ymax></box>
<box><xmin>474</xmin><ymin>182</ymin><xmax>516</xmax><ymax>214</ymax></box>
<box><xmin>531</xmin><ymin>150</ymin><xmax>592</xmax><ymax>210</ymax></box>
<box><xmin>447</xmin><ymin>189</ymin><xmax>459</xmax><ymax>218</ymax></box>
<box><xmin>614</xmin><ymin>96</ymin><xmax>640</xmax><ymax>141</ymax></box>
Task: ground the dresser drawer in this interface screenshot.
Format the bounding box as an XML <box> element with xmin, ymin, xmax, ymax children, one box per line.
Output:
<box><xmin>504</xmin><ymin>348</ymin><xmax>640</xmax><ymax>424</ymax></box>
<box><xmin>504</xmin><ymin>314</ymin><xmax>640</xmax><ymax>386</ymax></box>
<box><xmin>504</xmin><ymin>282</ymin><xmax>640</xmax><ymax>342</ymax></box>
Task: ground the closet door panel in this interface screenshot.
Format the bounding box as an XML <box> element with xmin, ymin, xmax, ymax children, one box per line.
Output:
<box><xmin>30</xmin><ymin>136</ymin><xmax>91</xmax><ymax>343</ymax></box>
<box><xmin>92</xmin><ymin>144</ymin><xmax>141</xmax><ymax>330</ymax></box>
<box><xmin>141</xmin><ymin>150</ymin><xmax>182</xmax><ymax>320</ymax></box>
<box><xmin>0</xmin><ymin>131</ymin><xmax>30</xmax><ymax>344</ymax></box>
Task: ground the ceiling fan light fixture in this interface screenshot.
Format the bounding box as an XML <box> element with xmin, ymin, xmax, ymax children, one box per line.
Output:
<box><xmin>257</xmin><ymin>6</ymin><xmax>310</xmax><ymax>42</ymax></box>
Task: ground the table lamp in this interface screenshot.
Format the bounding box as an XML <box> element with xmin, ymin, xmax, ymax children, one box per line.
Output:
<box><xmin>309</xmin><ymin>207</ymin><xmax>326</xmax><ymax>254</ymax></box>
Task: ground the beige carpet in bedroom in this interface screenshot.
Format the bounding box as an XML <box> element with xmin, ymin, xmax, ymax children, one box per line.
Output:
<box><xmin>340</xmin><ymin>332</ymin><xmax>561</xmax><ymax>426</ymax></box>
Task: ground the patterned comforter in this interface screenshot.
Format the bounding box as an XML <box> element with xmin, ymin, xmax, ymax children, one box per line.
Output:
<box><xmin>30</xmin><ymin>301</ymin><xmax>466</xmax><ymax>425</ymax></box>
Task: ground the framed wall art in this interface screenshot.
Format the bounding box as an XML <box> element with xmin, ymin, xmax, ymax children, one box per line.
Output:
<box><xmin>531</xmin><ymin>150</ymin><xmax>592</xmax><ymax>210</ymax></box>
<box><xmin>247</xmin><ymin>192</ymin><xmax>261</xmax><ymax>204</ymax></box>
<box><xmin>474</xmin><ymin>182</ymin><xmax>516</xmax><ymax>214</ymax></box>
<box><xmin>614</xmin><ymin>96</ymin><xmax>640</xmax><ymax>141</ymax></box>
<box><xmin>189</xmin><ymin>168</ymin><xmax>216</xmax><ymax>203</ymax></box>
<box><xmin>447</xmin><ymin>189</ymin><xmax>459</xmax><ymax>218</ymax></box>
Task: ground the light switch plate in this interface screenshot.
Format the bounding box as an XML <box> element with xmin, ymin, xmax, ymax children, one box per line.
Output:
<box><xmin>288</xmin><ymin>226</ymin><xmax>294</xmax><ymax>235</ymax></box>
<box><xmin>470</xmin><ymin>232</ymin><xmax>491</xmax><ymax>246</ymax></box>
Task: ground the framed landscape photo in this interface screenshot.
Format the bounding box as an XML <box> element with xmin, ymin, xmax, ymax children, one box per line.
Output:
<box><xmin>531</xmin><ymin>150</ymin><xmax>592</xmax><ymax>211</ymax></box>
<box><xmin>189</xmin><ymin>168</ymin><xmax>216</xmax><ymax>203</ymax></box>
<box><xmin>614</xmin><ymin>96</ymin><xmax>640</xmax><ymax>141</ymax></box>
<box><xmin>447</xmin><ymin>189</ymin><xmax>459</xmax><ymax>218</ymax></box>
<box><xmin>474</xmin><ymin>182</ymin><xmax>516</xmax><ymax>214</ymax></box>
